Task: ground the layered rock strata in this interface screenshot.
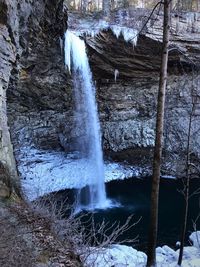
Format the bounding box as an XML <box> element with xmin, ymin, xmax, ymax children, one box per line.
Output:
<box><xmin>0</xmin><ymin>0</ymin><xmax>67</xmax><ymax>192</ymax></box>
<box><xmin>1</xmin><ymin>6</ymin><xmax>200</xmax><ymax>188</ymax></box>
<box><xmin>84</xmin><ymin>10</ymin><xmax>200</xmax><ymax>176</ymax></box>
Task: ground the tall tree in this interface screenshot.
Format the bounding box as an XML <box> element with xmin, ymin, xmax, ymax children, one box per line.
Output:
<box><xmin>177</xmin><ymin>0</ymin><xmax>181</xmax><ymax>10</ymax></box>
<box><xmin>80</xmin><ymin>0</ymin><xmax>88</xmax><ymax>14</ymax></box>
<box><xmin>197</xmin><ymin>0</ymin><xmax>200</xmax><ymax>10</ymax></box>
<box><xmin>103</xmin><ymin>0</ymin><xmax>111</xmax><ymax>18</ymax></box>
<box><xmin>146</xmin><ymin>0</ymin><xmax>170</xmax><ymax>266</ymax></box>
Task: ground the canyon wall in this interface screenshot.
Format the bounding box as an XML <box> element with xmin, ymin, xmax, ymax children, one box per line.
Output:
<box><xmin>0</xmin><ymin>0</ymin><xmax>18</xmax><ymax>176</ymax></box>
<box><xmin>1</xmin><ymin>4</ymin><xmax>200</xmax><ymax>185</ymax></box>
<box><xmin>82</xmin><ymin>10</ymin><xmax>200</xmax><ymax>176</ymax></box>
<box><xmin>0</xmin><ymin>0</ymin><xmax>67</xmax><ymax>192</ymax></box>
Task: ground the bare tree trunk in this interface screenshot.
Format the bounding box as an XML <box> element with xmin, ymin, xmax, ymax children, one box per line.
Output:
<box><xmin>184</xmin><ymin>0</ymin><xmax>193</xmax><ymax>10</ymax></box>
<box><xmin>190</xmin><ymin>0</ymin><xmax>193</xmax><ymax>10</ymax></box>
<box><xmin>146</xmin><ymin>1</ymin><xmax>170</xmax><ymax>266</ymax></box>
<box><xmin>81</xmin><ymin>0</ymin><xmax>88</xmax><ymax>14</ymax></box>
<box><xmin>197</xmin><ymin>0</ymin><xmax>200</xmax><ymax>11</ymax></box>
<box><xmin>177</xmin><ymin>83</ymin><xmax>196</xmax><ymax>266</ymax></box>
<box><xmin>176</xmin><ymin>0</ymin><xmax>181</xmax><ymax>11</ymax></box>
<box><xmin>103</xmin><ymin>0</ymin><xmax>110</xmax><ymax>18</ymax></box>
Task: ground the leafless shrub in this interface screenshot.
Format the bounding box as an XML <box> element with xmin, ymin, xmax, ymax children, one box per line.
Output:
<box><xmin>31</xmin><ymin>194</ymin><xmax>140</xmax><ymax>266</ymax></box>
<box><xmin>31</xmin><ymin>192</ymin><xmax>70</xmax><ymax>221</ymax></box>
<box><xmin>78</xmin><ymin>214</ymin><xmax>140</xmax><ymax>266</ymax></box>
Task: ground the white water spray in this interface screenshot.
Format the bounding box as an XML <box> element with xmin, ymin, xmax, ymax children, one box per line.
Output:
<box><xmin>64</xmin><ymin>30</ymin><xmax>108</xmax><ymax>210</ymax></box>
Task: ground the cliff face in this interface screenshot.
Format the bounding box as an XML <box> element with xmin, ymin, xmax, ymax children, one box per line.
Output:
<box><xmin>6</xmin><ymin>0</ymin><xmax>69</xmax><ymax>153</ymax></box>
<box><xmin>0</xmin><ymin>0</ymin><xmax>18</xmax><ymax>176</ymax></box>
<box><xmin>0</xmin><ymin>0</ymin><xmax>67</xmax><ymax>193</ymax></box>
<box><xmin>84</xmin><ymin>10</ymin><xmax>200</xmax><ymax>176</ymax></box>
<box><xmin>98</xmin><ymin>74</ymin><xmax>200</xmax><ymax>176</ymax></box>
<box><xmin>1</xmin><ymin>4</ymin><xmax>200</xmax><ymax>188</ymax></box>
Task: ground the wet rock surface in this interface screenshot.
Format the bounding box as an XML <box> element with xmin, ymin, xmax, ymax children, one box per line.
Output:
<box><xmin>1</xmin><ymin>5</ymin><xmax>200</xmax><ymax>184</ymax></box>
<box><xmin>2</xmin><ymin>0</ymin><xmax>72</xmax><ymax>160</ymax></box>
<box><xmin>6</xmin><ymin>0</ymin><xmax>69</xmax><ymax>150</ymax></box>
<box><xmin>0</xmin><ymin>0</ymin><xmax>70</xmax><ymax>193</ymax></box>
<box><xmin>0</xmin><ymin>0</ymin><xmax>18</xmax><ymax>175</ymax></box>
<box><xmin>98</xmin><ymin>74</ymin><xmax>200</xmax><ymax>176</ymax></box>
<box><xmin>84</xmin><ymin>9</ymin><xmax>200</xmax><ymax>78</ymax></box>
<box><xmin>82</xmin><ymin>10</ymin><xmax>200</xmax><ymax>176</ymax></box>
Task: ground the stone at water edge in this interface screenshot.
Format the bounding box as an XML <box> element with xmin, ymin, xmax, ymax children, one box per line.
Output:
<box><xmin>189</xmin><ymin>231</ymin><xmax>200</xmax><ymax>248</ymax></box>
<box><xmin>85</xmin><ymin>244</ymin><xmax>147</xmax><ymax>267</ymax></box>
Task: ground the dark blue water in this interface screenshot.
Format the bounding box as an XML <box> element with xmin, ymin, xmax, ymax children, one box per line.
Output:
<box><xmin>46</xmin><ymin>177</ymin><xmax>199</xmax><ymax>252</ymax></box>
<box><xmin>79</xmin><ymin>177</ymin><xmax>200</xmax><ymax>252</ymax></box>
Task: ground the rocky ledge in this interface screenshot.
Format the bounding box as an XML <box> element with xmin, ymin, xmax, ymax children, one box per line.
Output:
<box><xmin>1</xmin><ymin>6</ymin><xmax>200</xmax><ymax>193</ymax></box>
<box><xmin>82</xmin><ymin>9</ymin><xmax>200</xmax><ymax>177</ymax></box>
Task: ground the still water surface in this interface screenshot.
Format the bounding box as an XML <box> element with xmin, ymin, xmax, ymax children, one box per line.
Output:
<box><xmin>80</xmin><ymin>177</ymin><xmax>200</xmax><ymax>252</ymax></box>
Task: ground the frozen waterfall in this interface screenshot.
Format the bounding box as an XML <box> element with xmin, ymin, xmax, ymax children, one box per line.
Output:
<box><xmin>64</xmin><ymin>30</ymin><xmax>108</xmax><ymax>210</ymax></box>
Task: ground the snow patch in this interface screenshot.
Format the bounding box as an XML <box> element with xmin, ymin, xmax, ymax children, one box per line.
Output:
<box><xmin>84</xmin><ymin>245</ymin><xmax>147</xmax><ymax>267</ymax></box>
<box><xmin>85</xmin><ymin>238</ymin><xmax>200</xmax><ymax>267</ymax></box>
<box><xmin>18</xmin><ymin>148</ymin><xmax>140</xmax><ymax>201</ymax></box>
<box><xmin>189</xmin><ymin>231</ymin><xmax>200</xmax><ymax>248</ymax></box>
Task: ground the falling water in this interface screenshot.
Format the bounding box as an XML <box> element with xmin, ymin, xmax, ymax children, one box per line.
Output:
<box><xmin>64</xmin><ymin>30</ymin><xmax>108</xmax><ymax>210</ymax></box>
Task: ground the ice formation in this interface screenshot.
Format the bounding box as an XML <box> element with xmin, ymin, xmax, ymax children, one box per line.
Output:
<box><xmin>114</xmin><ymin>69</ymin><xmax>119</xmax><ymax>82</ymax></box>
<box><xmin>73</xmin><ymin>19</ymin><xmax>138</xmax><ymax>46</ymax></box>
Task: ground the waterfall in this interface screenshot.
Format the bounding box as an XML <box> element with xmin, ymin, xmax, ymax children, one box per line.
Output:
<box><xmin>64</xmin><ymin>30</ymin><xmax>108</xmax><ymax>210</ymax></box>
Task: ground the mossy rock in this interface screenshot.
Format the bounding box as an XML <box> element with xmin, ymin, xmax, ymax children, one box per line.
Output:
<box><xmin>0</xmin><ymin>181</ymin><xmax>11</xmax><ymax>198</ymax></box>
<box><xmin>37</xmin><ymin>250</ymin><xmax>51</xmax><ymax>264</ymax></box>
<box><xmin>0</xmin><ymin>162</ymin><xmax>12</xmax><ymax>199</ymax></box>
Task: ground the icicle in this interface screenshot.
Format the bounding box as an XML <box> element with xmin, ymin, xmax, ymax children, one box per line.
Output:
<box><xmin>111</xmin><ymin>26</ymin><xmax>138</xmax><ymax>47</ymax></box>
<box><xmin>111</xmin><ymin>25</ymin><xmax>121</xmax><ymax>38</ymax></box>
<box><xmin>64</xmin><ymin>31</ymin><xmax>72</xmax><ymax>73</ymax></box>
<box><xmin>121</xmin><ymin>27</ymin><xmax>138</xmax><ymax>46</ymax></box>
<box><xmin>114</xmin><ymin>69</ymin><xmax>119</xmax><ymax>82</ymax></box>
<box><xmin>71</xmin><ymin>19</ymin><xmax>138</xmax><ymax>47</ymax></box>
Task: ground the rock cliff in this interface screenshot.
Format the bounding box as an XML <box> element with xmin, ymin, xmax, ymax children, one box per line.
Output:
<box><xmin>0</xmin><ymin>0</ymin><xmax>18</xmax><ymax>176</ymax></box>
<box><xmin>7</xmin><ymin>0</ymin><xmax>69</xmax><ymax>154</ymax></box>
<box><xmin>0</xmin><ymin>0</ymin><xmax>67</xmax><ymax>193</ymax></box>
<box><xmin>58</xmin><ymin>9</ymin><xmax>200</xmax><ymax>177</ymax></box>
<box><xmin>84</xmin><ymin>10</ymin><xmax>200</xmax><ymax>176</ymax></box>
<box><xmin>1</xmin><ymin>4</ymin><xmax>200</xmax><ymax>195</ymax></box>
